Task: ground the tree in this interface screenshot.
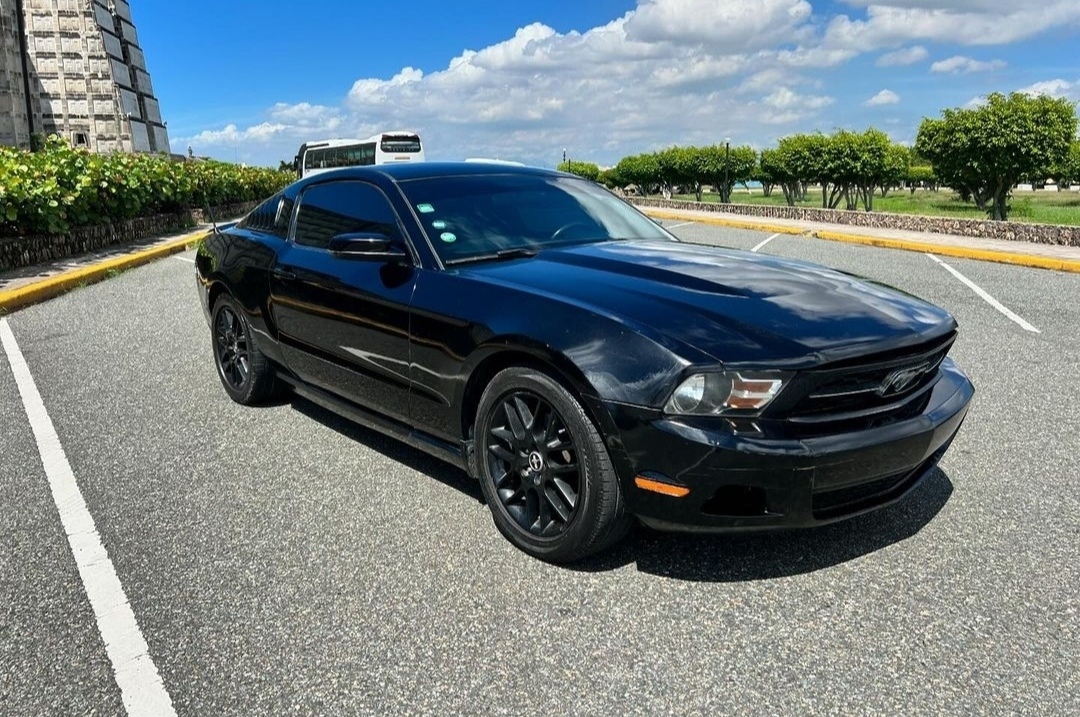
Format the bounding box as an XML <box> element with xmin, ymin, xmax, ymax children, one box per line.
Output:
<box><xmin>668</xmin><ymin>146</ymin><xmax>708</xmax><ymax>201</ymax></box>
<box><xmin>915</xmin><ymin>92</ymin><xmax>1078</xmax><ymax>220</ymax></box>
<box><xmin>597</xmin><ymin>166</ymin><xmax>627</xmax><ymax>190</ymax></box>
<box><xmin>906</xmin><ymin>164</ymin><xmax>938</xmax><ymax>194</ymax></box>
<box><xmin>654</xmin><ymin>147</ymin><xmax>685</xmax><ymax>199</ymax></box>
<box><xmin>760</xmin><ymin>146</ymin><xmax>802</xmax><ymax>206</ymax></box>
<box><xmin>752</xmin><ymin>158</ymin><xmax>776</xmax><ymax>197</ymax></box>
<box><xmin>558</xmin><ymin>160</ymin><xmax>600</xmax><ymax>181</ymax></box>
<box><xmin>615</xmin><ymin>153</ymin><xmax>662</xmax><ymax>195</ymax></box>
<box><xmin>1049</xmin><ymin>141</ymin><xmax>1080</xmax><ymax>191</ymax></box>
<box><xmin>698</xmin><ymin>144</ymin><xmax>756</xmax><ymax>203</ymax></box>
<box><xmin>843</xmin><ymin>129</ymin><xmax>909</xmax><ymax>211</ymax></box>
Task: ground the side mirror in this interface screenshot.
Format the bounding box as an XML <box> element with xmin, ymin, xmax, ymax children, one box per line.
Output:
<box><xmin>328</xmin><ymin>232</ymin><xmax>409</xmax><ymax>263</ymax></box>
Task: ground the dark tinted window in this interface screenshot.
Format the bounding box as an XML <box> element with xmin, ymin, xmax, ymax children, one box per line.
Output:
<box><xmin>303</xmin><ymin>143</ymin><xmax>376</xmax><ymax>171</ymax></box>
<box><xmin>293</xmin><ymin>181</ymin><xmax>400</xmax><ymax>249</ymax></box>
<box><xmin>380</xmin><ymin>135</ymin><xmax>422</xmax><ymax>153</ymax></box>
<box><xmin>272</xmin><ymin>196</ymin><xmax>294</xmax><ymax>237</ymax></box>
<box><xmin>237</xmin><ymin>193</ymin><xmax>293</xmax><ymax>238</ymax></box>
<box><xmin>397</xmin><ymin>174</ymin><xmax>671</xmax><ymax>263</ymax></box>
<box><xmin>238</xmin><ymin>193</ymin><xmax>280</xmax><ymax>234</ymax></box>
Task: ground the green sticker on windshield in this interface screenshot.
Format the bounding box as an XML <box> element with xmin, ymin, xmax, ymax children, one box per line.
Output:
<box><xmin>440</xmin><ymin>232</ymin><xmax>457</xmax><ymax>243</ymax></box>
<box><xmin>431</xmin><ymin>220</ymin><xmax>447</xmax><ymax>230</ymax></box>
<box><xmin>417</xmin><ymin>203</ymin><xmax>435</xmax><ymax>214</ymax></box>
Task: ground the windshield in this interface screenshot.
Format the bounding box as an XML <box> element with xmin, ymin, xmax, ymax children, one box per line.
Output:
<box><xmin>396</xmin><ymin>174</ymin><xmax>674</xmax><ymax>264</ymax></box>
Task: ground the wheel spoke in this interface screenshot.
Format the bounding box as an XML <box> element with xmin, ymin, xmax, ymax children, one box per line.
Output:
<box><xmin>498</xmin><ymin>486</ymin><xmax>523</xmax><ymax>504</ymax></box>
<box><xmin>536</xmin><ymin>488</ymin><xmax>552</xmax><ymax>534</ymax></box>
<box><xmin>513</xmin><ymin>396</ymin><xmax>535</xmax><ymax>431</ymax></box>
<box><xmin>491</xmin><ymin>426</ymin><xmax>514</xmax><ymax>444</ymax></box>
<box><xmin>506</xmin><ymin>502</ymin><xmax>528</xmax><ymax>526</ymax></box>
<box><xmin>544</xmin><ymin>485</ymin><xmax>572</xmax><ymax>523</ymax></box>
<box><xmin>550</xmin><ymin>461</ymin><xmax>578</xmax><ymax>475</ymax></box>
<box><xmin>503</xmin><ymin>401</ymin><xmax>527</xmax><ymax>441</ymax></box>
<box><xmin>491</xmin><ymin>467</ymin><xmax>514</xmax><ymax>489</ymax></box>
<box><xmin>551</xmin><ymin>476</ymin><xmax>578</xmax><ymax>510</ymax></box>
<box><xmin>488</xmin><ymin>443</ymin><xmax>516</xmax><ymax>464</ymax></box>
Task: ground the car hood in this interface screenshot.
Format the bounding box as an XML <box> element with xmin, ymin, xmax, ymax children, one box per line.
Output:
<box><xmin>458</xmin><ymin>240</ymin><xmax>956</xmax><ymax>366</ymax></box>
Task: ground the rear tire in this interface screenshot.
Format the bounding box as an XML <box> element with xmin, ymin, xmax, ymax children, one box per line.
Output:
<box><xmin>475</xmin><ymin>367</ymin><xmax>630</xmax><ymax>562</ymax></box>
<box><xmin>211</xmin><ymin>294</ymin><xmax>278</xmax><ymax>405</ymax></box>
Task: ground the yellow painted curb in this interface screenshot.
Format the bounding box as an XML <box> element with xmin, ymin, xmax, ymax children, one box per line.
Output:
<box><xmin>815</xmin><ymin>231</ymin><xmax>1080</xmax><ymax>274</ymax></box>
<box><xmin>643</xmin><ymin>209</ymin><xmax>808</xmax><ymax>237</ymax></box>
<box><xmin>0</xmin><ymin>231</ymin><xmax>209</xmax><ymax>315</ymax></box>
<box><xmin>644</xmin><ymin>208</ymin><xmax>1080</xmax><ymax>274</ymax></box>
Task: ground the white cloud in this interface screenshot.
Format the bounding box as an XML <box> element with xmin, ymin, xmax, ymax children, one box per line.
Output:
<box><xmin>1017</xmin><ymin>79</ymin><xmax>1076</xmax><ymax>98</ymax></box>
<box><xmin>763</xmin><ymin>87</ymin><xmax>834</xmax><ymax>110</ymax></box>
<box><xmin>825</xmin><ymin>1</ymin><xmax>1080</xmax><ymax>49</ymax></box>
<box><xmin>930</xmin><ymin>56</ymin><xmax>1006</xmax><ymax>74</ymax></box>
<box><xmin>182</xmin><ymin>123</ymin><xmax>289</xmax><ymax>145</ymax></box>
<box><xmin>876</xmin><ymin>45</ymin><xmax>928</xmax><ymax>66</ymax></box>
<box><xmin>624</xmin><ymin>0</ymin><xmax>813</xmax><ymax>51</ymax></box>
<box><xmin>865</xmin><ymin>89</ymin><xmax>900</xmax><ymax>106</ymax></box>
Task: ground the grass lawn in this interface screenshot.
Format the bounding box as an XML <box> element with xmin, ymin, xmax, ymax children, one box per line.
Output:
<box><xmin>671</xmin><ymin>188</ymin><xmax>1080</xmax><ymax>227</ymax></box>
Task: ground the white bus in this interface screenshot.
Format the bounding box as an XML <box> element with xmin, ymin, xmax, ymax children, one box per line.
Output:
<box><xmin>295</xmin><ymin>131</ymin><xmax>425</xmax><ymax>178</ymax></box>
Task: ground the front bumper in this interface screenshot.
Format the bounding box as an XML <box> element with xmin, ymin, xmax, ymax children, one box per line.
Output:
<box><xmin>607</xmin><ymin>359</ymin><xmax>974</xmax><ymax>532</ymax></box>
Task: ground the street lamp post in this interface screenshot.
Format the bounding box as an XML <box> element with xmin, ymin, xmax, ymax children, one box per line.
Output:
<box><xmin>723</xmin><ymin>138</ymin><xmax>731</xmax><ymax>204</ymax></box>
<box><xmin>562</xmin><ymin>148</ymin><xmax>567</xmax><ymax>170</ymax></box>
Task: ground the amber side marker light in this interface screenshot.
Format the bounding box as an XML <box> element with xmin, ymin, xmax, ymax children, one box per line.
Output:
<box><xmin>634</xmin><ymin>476</ymin><xmax>691</xmax><ymax>498</ymax></box>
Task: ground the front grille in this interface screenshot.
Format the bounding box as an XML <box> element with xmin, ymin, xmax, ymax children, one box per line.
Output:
<box><xmin>779</xmin><ymin>334</ymin><xmax>955</xmax><ymax>432</ymax></box>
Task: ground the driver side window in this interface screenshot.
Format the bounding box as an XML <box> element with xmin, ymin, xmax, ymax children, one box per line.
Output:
<box><xmin>293</xmin><ymin>181</ymin><xmax>402</xmax><ymax>249</ymax></box>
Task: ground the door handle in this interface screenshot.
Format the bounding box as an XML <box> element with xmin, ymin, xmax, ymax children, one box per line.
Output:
<box><xmin>271</xmin><ymin>267</ymin><xmax>297</xmax><ymax>282</ymax></box>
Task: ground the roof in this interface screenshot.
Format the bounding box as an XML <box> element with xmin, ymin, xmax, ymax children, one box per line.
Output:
<box><xmin>306</xmin><ymin>161</ymin><xmax>563</xmax><ymax>184</ymax></box>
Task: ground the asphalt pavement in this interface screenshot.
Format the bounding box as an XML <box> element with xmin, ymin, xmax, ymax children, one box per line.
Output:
<box><xmin>1</xmin><ymin>223</ymin><xmax>1077</xmax><ymax>716</ymax></box>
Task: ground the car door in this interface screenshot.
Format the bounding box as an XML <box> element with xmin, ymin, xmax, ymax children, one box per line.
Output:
<box><xmin>269</xmin><ymin>179</ymin><xmax>416</xmax><ymax>423</ymax></box>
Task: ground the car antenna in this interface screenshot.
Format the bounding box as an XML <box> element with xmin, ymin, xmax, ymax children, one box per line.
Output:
<box><xmin>204</xmin><ymin>198</ymin><xmax>220</xmax><ymax>236</ymax></box>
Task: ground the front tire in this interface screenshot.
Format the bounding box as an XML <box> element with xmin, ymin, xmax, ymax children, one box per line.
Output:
<box><xmin>211</xmin><ymin>294</ymin><xmax>278</xmax><ymax>405</ymax></box>
<box><xmin>476</xmin><ymin>367</ymin><xmax>630</xmax><ymax>562</ymax></box>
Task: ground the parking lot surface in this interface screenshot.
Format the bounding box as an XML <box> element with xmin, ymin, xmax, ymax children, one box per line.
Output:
<box><xmin>1</xmin><ymin>223</ymin><xmax>1077</xmax><ymax>716</ymax></box>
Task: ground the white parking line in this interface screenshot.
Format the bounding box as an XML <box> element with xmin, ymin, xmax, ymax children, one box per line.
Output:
<box><xmin>752</xmin><ymin>233</ymin><xmax>782</xmax><ymax>253</ymax></box>
<box><xmin>665</xmin><ymin>221</ymin><xmax>694</xmax><ymax>230</ymax></box>
<box><xmin>926</xmin><ymin>254</ymin><xmax>1040</xmax><ymax>334</ymax></box>
<box><xmin>172</xmin><ymin>256</ymin><xmax>195</xmax><ymax>264</ymax></box>
<box><xmin>0</xmin><ymin>319</ymin><xmax>178</xmax><ymax>717</ymax></box>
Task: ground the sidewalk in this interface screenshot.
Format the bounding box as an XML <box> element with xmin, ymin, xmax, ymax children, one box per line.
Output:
<box><xmin>641</xmin><ymin>206</ymin><xmax>1080</xmax><ymax>273</ymax></box>
<box><xmin>0</xmin><ymin>224</ymin><xmax>214</xmax><ymax>314</ymax></box>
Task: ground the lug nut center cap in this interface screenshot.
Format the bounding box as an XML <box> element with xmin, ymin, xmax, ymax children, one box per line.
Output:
<box><xmin>528</xmin><ymin>451</ymin><xmax>544</xmax><ymax>473</ymax></box>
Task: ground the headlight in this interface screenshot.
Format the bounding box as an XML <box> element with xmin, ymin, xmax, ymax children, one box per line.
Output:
<box><xmin>664</xmin><ymin>371</ymin><xmax>789</xmax><ymax>416</ymax></box>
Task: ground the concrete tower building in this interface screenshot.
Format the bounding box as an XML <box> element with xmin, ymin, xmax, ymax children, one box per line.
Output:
<box><xmin>0</xmin><ymin>0</ymin><xmax>169</xmax><ymax>154</ymax></box>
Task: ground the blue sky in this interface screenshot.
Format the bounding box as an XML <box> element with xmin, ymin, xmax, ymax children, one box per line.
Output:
<box><xmin>134</xmin><ymin>0</ymin><xmax>1080</xmax><ymax>168</ymax></box>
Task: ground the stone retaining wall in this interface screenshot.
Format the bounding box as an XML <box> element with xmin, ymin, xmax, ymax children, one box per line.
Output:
<box><xmin>0</xmin><ymin>201</ymin><xmax>259</xmax><ymax>273</ymax></box>
<box><xmin>631</xmin><ymin>197</ymin><xmax>1080</xmax><ymax>247</ymax></box>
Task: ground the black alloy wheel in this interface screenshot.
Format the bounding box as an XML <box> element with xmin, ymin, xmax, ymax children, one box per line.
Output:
<box><xmin>215</xmin><ymin>303</ymin><xmax>250</xmax><ymax>391</ymax></box>
<box><xmin>486</xmin><ymin>391</ymin><xmax>581</xmax><ymax>537</ymax></box>
<box><xmin>211</xmin><ymin>294</ymin><xmax>278</xmax><ymax>405</ymax></box>
<box><xmin>476</xmin><ymin>367</ymin><xmax>630</xmax><ymax>562</ymax></box>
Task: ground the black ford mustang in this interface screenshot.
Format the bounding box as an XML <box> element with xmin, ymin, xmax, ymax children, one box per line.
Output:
<box><xmin>196</xmin><ymin>162</ymin><xmax>973</xmax><ymax>562</ymax></box>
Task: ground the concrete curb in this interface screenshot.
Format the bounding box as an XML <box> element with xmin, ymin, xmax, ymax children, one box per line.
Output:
<box><xmin>643</xmin><ymin>209</ymin><xmax>1080</xmax><ymax>274</ymax></box>
<box><xmin>0</xmin><ymin>231</ymin><xmax>208</xmax><ymax>315</ymax></box>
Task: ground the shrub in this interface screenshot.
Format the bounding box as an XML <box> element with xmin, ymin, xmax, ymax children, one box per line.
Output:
<box><xmin>0</xmin><ymin>135</ymin><xmax>293</xmax><ymax>236</ymax></box>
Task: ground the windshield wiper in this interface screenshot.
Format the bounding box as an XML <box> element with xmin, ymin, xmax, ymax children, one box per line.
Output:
<box><xmin>444</xmin><ymin>248</ymin><xmax>539</xmax><ymax>266</ymax></box>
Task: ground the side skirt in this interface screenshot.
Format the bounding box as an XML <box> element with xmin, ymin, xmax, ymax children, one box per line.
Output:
<box><xmin>276</xmin><ymin>374</ymin><xmax>470</xmax><ymax>474</ymax></box>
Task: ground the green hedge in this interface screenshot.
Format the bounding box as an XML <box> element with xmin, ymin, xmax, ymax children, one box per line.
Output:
<box><xmin>0</xmin><ymin>135</ymin><xmax>293</xmax><ymax>236</ymax></box>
